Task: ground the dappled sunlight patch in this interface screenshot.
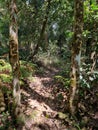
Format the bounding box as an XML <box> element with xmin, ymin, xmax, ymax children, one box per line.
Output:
<box><xmin>20</xmin><ymin>58</ymin><xmax>80</xmax><ymax>130</ymax></box>
<box><xmin>0</xmin><ymin>59</ymin><xmax>6</xmax><ymax>66</ymax></box>
<box><xmin>21</xmin><ymin>89</ymin><xmax>30</xmax><ymax>97</ymax></box>
<box><xmin>36</xmin><ymin>50</ymin><xmax>65</xmax><ymax>68</ymax></box>
<box><xmin>0</xmin><ymin>74</ymin><xmax>12</xmax><ymax>83</ymax></box>
<box><xmin>0</xmin><ymin>59</ymin><xmax>11</xmax><ymax>72</ymax></box>
<box><xmin>29</xmin><ymin>77</ymin><xmax>54</xmax><ymax>98</ymax></box>
<box><xmin>27</xmin><ymin>98</ymin><xmax>56</xmax><ymax>114</ymax></box>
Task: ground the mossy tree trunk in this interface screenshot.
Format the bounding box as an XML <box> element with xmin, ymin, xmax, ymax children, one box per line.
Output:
<box><xmin>69</xmin><ymin>0</ymin><xmax>84</xmax><ymax>115</ymax></box>
<box><xmin>9</xmin><ymin>0</ymin><xmax>20</xmax><ymax>109</ymax></box>
<box><xmin>0</xmin><ymin>81</ymin><xmax>5</xmax><ymax>113</ymax></box>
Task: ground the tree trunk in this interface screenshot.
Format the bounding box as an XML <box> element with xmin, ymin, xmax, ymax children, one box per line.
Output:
<box><xmin>69</xmin><ymin>0</ymin><xmax>84</xmax><ymax>115</ymax></box>
<box><xmin>85</xmin><ymin>23</ymin><xmax>97</xmax><ymax>72</ymax></box>
<box><xmin>9</xmin><ymin>0</ymin><xmax>20</xmax><ymax>107</ymax></box>
<box><xmin>90</xmin><ymin>22</ymin><xmax>97</xmax><ymax>73</ymax></box>
<box><xmin>0</xmin><ymin>81</ymin><xmax>5</xmax><ymax>113</ymax></box>
<box><xmin>32</xmin><ymin>0</ymin><xmax>51</xmax><ymax>58</ymax></box>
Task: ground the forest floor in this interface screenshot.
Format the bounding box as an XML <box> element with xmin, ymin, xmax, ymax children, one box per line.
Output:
<box><xmin>19</xmin><ymin>59</ymin><xmax>98</xmax><ymax>130</ymax></box>
<box><xmin>20</xmin><ymin>62</ymin><xmax>71</xmax><ymax>130</ymax></box>
<box><xmin>0</xmin><ymin>57</ymin><xmax>98</xmax><ymax>130</ymax></box>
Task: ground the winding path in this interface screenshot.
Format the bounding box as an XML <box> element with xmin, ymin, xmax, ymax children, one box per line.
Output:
<box><xmin>21</xmin><ymin>65</ymin><xmax>69</xmax><ymax>130</ymax></box>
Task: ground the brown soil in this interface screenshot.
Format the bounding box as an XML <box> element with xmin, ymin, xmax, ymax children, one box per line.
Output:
<box><xmin>20</xmin><ymin>65</ymin><xmax>70</xmax><ymax>130</ymax></box>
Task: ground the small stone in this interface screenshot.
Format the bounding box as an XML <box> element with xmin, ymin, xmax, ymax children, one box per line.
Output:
<box><xmin>58</xmin><ymin>112</ymin><xmax>68</xmax><ymax>119</ymax></box>
<box><xmin>0</xmin><ymin>107</ymin><xmax>5</xmax><ymax>112</ymax></box>
<box><xmin>82</xmin><ymin>127</ymin><xmax>87</xmax><ymax>130</ymax></box>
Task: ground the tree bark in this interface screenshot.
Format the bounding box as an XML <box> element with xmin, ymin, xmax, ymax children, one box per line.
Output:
<box><xmin>90</xmin><ymin>21</ymin><xmax>97</xmax><ymax>73</ymax></box>
<box><xmin>32</xmin><ymin>0</ymin><xmax>51</xmax><ymax>58</ymax></box>
<box><xmin>85</xmin><ymin>21</ymin><xmax>97</xmax><ymax>72</ymax></box>
<box><xmin>0</xmin><ymin>81</ymin><xmax>5</xmax><ymax>113</ymax></box>
<box><xmin>9</xmin><ymin>0</ymin><xmax>20</xmax><ymax>107</ymax></box>
<box><xmin>69</xmin><ymin>0</ymin><xmax>84</xmax><ymax>115</ymax></box>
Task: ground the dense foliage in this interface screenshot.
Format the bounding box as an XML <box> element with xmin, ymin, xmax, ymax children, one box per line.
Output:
<box><xmin>0</xmin><ymin>0</ymin><xmax>98</xmax><ymax>130</ymax></box>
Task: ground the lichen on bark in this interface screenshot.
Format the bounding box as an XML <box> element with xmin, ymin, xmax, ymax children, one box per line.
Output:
<box><xmin>69</xmin><ymin>0</ymin><xmax>84</xmax><ymax>115</ymax></box>
<box><xmin>9</xmin><ymin>0</ymin><xmax>20</xmax><ymax>110</ymax></box>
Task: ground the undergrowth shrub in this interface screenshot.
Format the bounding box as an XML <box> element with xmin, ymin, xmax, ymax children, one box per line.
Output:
<box><xmin>80</xmin><ymin>64</ymin><xmax>98</xmax><ymax>89</ymax></box>
<box><xmin>20</xmin><ymin>60</ymin><xmax>37</xmax><ymax>79</ymax></box>
<box><xmin>0</xmin><ymin>111</ymin><xmax>14</xmax><ymax>130</ymax></box>
<box><xmin>0</xmin><ymin>60</ymin><xmax>11</xmax><ymax>72</ymax></box>
<box><xmin>54</xmin><ymin>75</ymin><xmax>70</xmax><ymax>89</ymax></box>
<box><xmin>0</xmin><ymin>74</ymin><xmax>12</xmax><ymax>83</ymax></box>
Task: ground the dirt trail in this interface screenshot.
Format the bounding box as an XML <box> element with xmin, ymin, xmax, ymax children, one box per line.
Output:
<box><xmin>21</xmin><ymin>66</ymin><xmax>69</xmax><ymax>130</ymax></box>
